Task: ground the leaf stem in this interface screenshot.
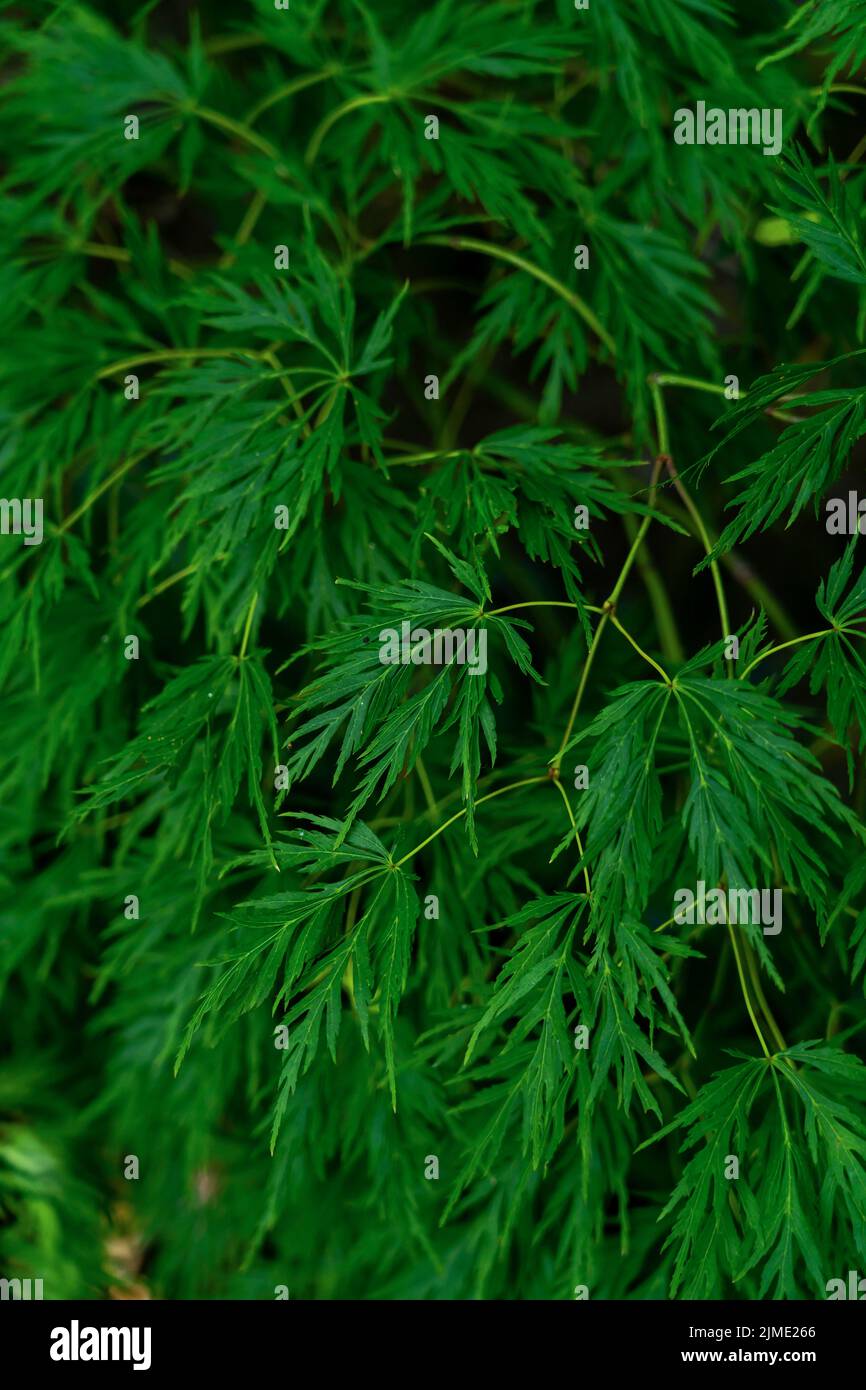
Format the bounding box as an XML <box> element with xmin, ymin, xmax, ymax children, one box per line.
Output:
<box><xmin>96</xmin><ymin>347</ymin><xmax>266</xmax><ymax>380</ymax></box>
<box><xmin>608</xmin><ymin>613</ymin><xmax>672</xmax><ymax>684</ymax></box>
<box><xmin>553</xmin><ymin>454</ymin><xmax>665</xmax><ymax>768</ymax></box>
<box><xmin>552</xmin><ymin>612</ymin><xmax>609</xmax><ymax>771</ymax></box>
<box><xmin>619</xmin><ymin>502</ymin><xmax>685</xmax><ymax>665</ymax></box>
<box><xmin>727</xmin><ymin>923</ymin><xmax>772</xmax><ymax>1060</ymax></box>
<box><xmin>246</xmin><ymin>66</ymin><xmax>340</xmax><ymax>125</ymax></box>
<box><xmin>219</xmin><ymin>189</ymin><xmax>269</xmax><ymax>269</ymax></box>
<box><xmin>414</xmin><ymin>754</ymin><xmax>439</xmax><ymax>822</ymax></box>
<box><xmin>305</xmin><ymin>92</ymin><xmax>393</xmax><ymax>165</ymax></box>
<box><xmin>193</xmin><ymin>104</ymin><xmax>281</xmax><ymax>161</ymax></box>
<box><xmin>137</xmin><ymin>561</ymin><xmax>207</xmax><ymax>609</ymax></box>
<box><xmin>57</xmin><ymin>450</ymin><xmax>153</xmax><ymax>535</ymax></box>
<box><xmin>651</xmin><ymin>373</ymin><xmax>728</xmax><ymax>397</ymax></box>
<box><xmin>239</xmin><ymin>592</ymin><xmax>259</xmax><ymax>659</ymax></box>
<box><xmin>649</xmin><ymin>371</ymin><xmax>803</xmax><ymax>423</ymax></box>
<box><xmin>551</xmin><ymin>776</ymin><xmax>590</xmax><ymax>894</ymax></box>
<box><xmin>740</xmin><ymin>629</ymin><xmax>838</xmax><ymax>679</ymax></box>
<box><xmin>666</xmin><ymin>459</ymin><xmax>731</xmax><ymax>649</ymax></box>
<box><xmin>74</xmin><ymin>241</ymin><xmax>195</xmax><ymax>280</ymax></box>
<box><xmin>393</xmin><ymin>776</ymin><xmax>547</xmax><ymax>867</ymax></box>
<box><xmin>651</xmin><ymin>380</ymin><xmax>731</xmax><ymax>655</ymax></box>
<box><xmin>742</xmin><ymin>937</ymin><xmax>788</xmax><ymax>1054</ymax></box>
<box><xmin>487</xmin><ymin>600</ymin><xmax>603</xmax><ymax>616</ymax></box>
<box><xmin>606</xmin><ymin>454</ymin><xmax>665</xmax><ymax>607</ymax></box>
<box><xmin>489</xmin><ymin>599</ymin><xmax>670</xmax><ymax>683</ymax></box>
<box><xmin>422</xmin><ymin>235</ymin><xmax>616</xmax><ymax>356</ymax></box>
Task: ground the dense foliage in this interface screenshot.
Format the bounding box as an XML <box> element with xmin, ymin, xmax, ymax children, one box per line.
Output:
<box><xmin>2</xmin><ymin>0</ymin><xmax>866</xmax><ymax>1300</ymax></box>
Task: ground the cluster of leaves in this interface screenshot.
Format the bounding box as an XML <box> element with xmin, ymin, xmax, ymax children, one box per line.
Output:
<box><xmin>2</xmin><ymin>0</ymin><xmax>866</xmax><ymax>1301</ymax></box>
